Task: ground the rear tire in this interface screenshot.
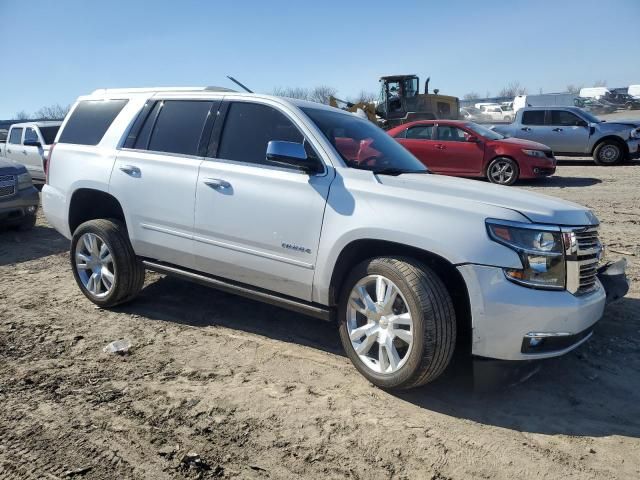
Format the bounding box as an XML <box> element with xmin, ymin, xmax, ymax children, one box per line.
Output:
<box><xmin>487</xmin><ymin>157</ymin><xmax>519</xmax><ymax>185</ymax></box>
<box><xmin>593</xmin><ymin>140</ymin><xmax>623</xmax><ymax>165</ymax></box>
<box><xmin>338</xmin><ymin>257</ymin><xmax>456</xmax><ymax>390</ymax></box>
<box><xmin>70</xmin><ymin>219</ymin><xmax>144</xmax><ymax>307</ymax></box>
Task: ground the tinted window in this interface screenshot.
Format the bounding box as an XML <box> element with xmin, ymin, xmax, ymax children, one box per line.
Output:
<box><xmin>24</xmin><ymin>127</ymin><xmax>39</xmax><ymax>144</ymax></box>
<box><xmin>9</xmin><ymin>128</ymin><xmax>22</xmax><ymax>144</ymax></box>
<box><xmin>147</xmin><ymin>100</ymin><xmax>213</xmax><ymax>156</ymax></box>
<box><xmin>405</xmin><ymin>125</ymin><xmax>433</xmax><ymax>139</ymax></box>
<box><xmin>522</xmin><ymin>111</ymin><xmax>545</xmax><ymax>125</ymax></box>
<box><xmin>59</xmin><ymin>99</ymin><xmax>128</xmax><ymax>145</ymax></box>
<box><xmin>0</xmin><ymin>130</ymin><xmax>7</xmax><ymax>142</ymax></box>
<box><xmin>550</xmin><ymin>110</ymin><xmax>584</xmax><ymax>126</ymax></box>
<box><xmin>437</xmin><ymin>125</ymin><xmax>470</xmax><ymax>142</ymax></box>
<box><xmin>133</xmin><ymin>102</ymin><xmax>161</xmax><ymax>150</ymax></box>
<box><xmin>217</xmin><ymin>102</ymin><xmax>303</xmax><ymax>166</ymax></box>
<box><xmin>39</xmin><ymin>126</ymin><xmax>60</xmax><ymax>145</ymax></box>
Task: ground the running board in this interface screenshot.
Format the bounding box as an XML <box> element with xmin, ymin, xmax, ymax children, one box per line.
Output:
<box><xmin>142</xmin><ymin>260</ymin><xmax>332</xmax><ymax>321</ymax></box>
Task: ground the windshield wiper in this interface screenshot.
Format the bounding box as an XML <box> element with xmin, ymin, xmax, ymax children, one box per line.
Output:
<box><xmin>372</xmin><ymin>168</ymin><xmax>429</xmax><ymax>176</ymax></box>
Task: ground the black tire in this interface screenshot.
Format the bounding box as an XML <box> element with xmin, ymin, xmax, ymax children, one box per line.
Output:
<box><xmin>593</xmin><ymin>140</ymin><xmax>624</xmax><ymax>165</ymax></box>
<box><xmin>17</xmin><ymin>213</ymin><xmax>37</xmax><ymax>231</ymax></box>
<box><xmin>486</xmin><ymin>157</ymin><xmax>519</xmax><ymax>186</ymax></box>
<box><xmin>70</xmin><ymin>219</ymin><xmax>144</xmax><ymax>307</ymax></box>
<box><xmin>338</xmin><ymin>257</ymin><xmax>456</xmax><ymax>390</ymax></box>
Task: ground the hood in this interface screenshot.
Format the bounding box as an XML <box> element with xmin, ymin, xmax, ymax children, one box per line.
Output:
<box><xmin>496</xmin><ymin>137</ymin><xmax>551</xmax><ymax>150</ymax></box>
<box><xmin>378</xmin><ymin>173</ymin><xmax>597</xmax><ymax>226</ymax></box>
<box><xmin>599</xmin><ymin>120</ymin><xmax>640</xmax><ymax>130</ymax></box>
<box><xmin>0</xmin><ymin>157</ymin><xmax>27</xmax><ymax>173</ymax></box>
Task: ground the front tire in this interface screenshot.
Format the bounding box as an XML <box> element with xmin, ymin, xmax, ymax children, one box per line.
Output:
<box><xmin>70</xmin><ymin>219</ymin><xmax>144</xmax><ymax>307</ymax></box>
<box><xmin>487</xmin><ymin>157</ymin><xmax>519</xmax><ymax>185</ymax></box>
<box><xmin>338</xmin><ymin>257</ymin><xmax>456</xmax><ymax>390</ymax></box>
<box><xmin>17</xmin><ymin>213</ymin><xmax>37</xmax><ymax>231</ymax></box>
<box><xmin>594</xmin><ymin>141</ymin><xmax>623</xmax><ymax>165</ymax></box>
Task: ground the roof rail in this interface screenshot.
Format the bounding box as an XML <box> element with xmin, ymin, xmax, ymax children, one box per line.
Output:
<box><xmin>90</xmin><ymin>86</ymin><xmax>238</xmax><ymax>95</ymax></box>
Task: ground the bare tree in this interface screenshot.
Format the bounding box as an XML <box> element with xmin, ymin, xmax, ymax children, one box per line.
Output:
<box><xmin>34</xmin><ymin>104</ymin><xmax>70</xmax><ymax>120</ymax></box>
<box><xmin>594</xmin><ymin>80</ymin><xmax>607</xmax><ymax>87</ymax></box>
<box><xmin>309</xmin><ymin>85</ymin><xmax>338</xmax><ymax>105</ymax></box>
<box><xmin>463</xmin><ymin>92</ymin><xmax>480</xmax><ymax>100</ymax></box>
<box><xmin>498</xmin><ymin>81</ymin><xmax>527</xmax><ymax>98</ymax></box>
<box><xmin>566</xmin><ymin>84</ymin><xmax>583</xmax><ymax>94</ymax></box>
<box><xmin>351</xmin><ymin>90</ymin><xmax>377</xmax><ymax>104</ymax></box>
<box><xmin>14</xmin><ymin>111</ymin><xmax>31</xmax><ymax>120</ymax></box>
<box><xmin>272</xmin><ymin>86</ymin><xmax>310</xmax><ymax>100</ymax></box>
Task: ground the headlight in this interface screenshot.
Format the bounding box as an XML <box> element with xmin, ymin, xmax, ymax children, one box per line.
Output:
<box><xmin>17</xmin><ymin>171</ymin><xmax>32</xmax><ymax>190</ymax></box>
<box><xmin>522</xmin><ymin>149</ymin><xmax>546</xmax><ymax>158</ymax></box>
<box><xmin>630</xmin><ymin>128</ymin><xmax>640</xmax><ymax>139</ymax></box>
<box><xmin>486</xmin><ymin>220</ymin><xmax>565</xmax><ymax>289</ymax></box>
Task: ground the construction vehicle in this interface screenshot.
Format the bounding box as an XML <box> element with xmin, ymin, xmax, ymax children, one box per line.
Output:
<box><xmin>331</xmin><ymin>74</ymin><xmax>459</xmax><ymax>129</ymax></box>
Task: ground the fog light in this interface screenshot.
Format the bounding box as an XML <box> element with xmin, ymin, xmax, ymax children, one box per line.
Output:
<box><xmin>27</xmin><ymin>206</ymin><xmax>36</xmax><ymax>214</ymax></box>
<box><xmin>533</xmin><ymin>168</ymin><xmax>540</xmax><ymax>174</ymax></box>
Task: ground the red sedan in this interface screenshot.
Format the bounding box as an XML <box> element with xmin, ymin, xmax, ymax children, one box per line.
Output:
<box><xmin>387</xmin><ymin>120</ymin><xmax>557</xmax><ymax>185</ymax></box>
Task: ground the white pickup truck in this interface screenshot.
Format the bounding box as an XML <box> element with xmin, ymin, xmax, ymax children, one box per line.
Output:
<box><xmin>43</xmin><ymin>87</ymin><xmax>628</xmax><ymax>389</ymax></box>
<box><xmin>0</xmin><ymin>121</ymin><xmax>61</xmax><ymax>181</ymax></box>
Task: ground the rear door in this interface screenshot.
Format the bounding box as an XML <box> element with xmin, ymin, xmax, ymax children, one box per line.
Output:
<box><xmin>431</xmin><ymin>124</ymin><xmax>484</xmax><ymax>175</ymax></box>
<box><xmin>5</xmin><ymin>127</ymin><xmax>24</xmax><ymax>165</ymax></box>
<box><xmin>395</xmin><ymin>124</ymin><xmax>437</xmax><ymax>169</ymax></box>
<box><xmin>513</xmin><ymin>110</ymin><xmax>547</xmax><ymax>143</ymax></box>
<box><xmin>193</xmin><ymin>100</ymin><xmax>333</xmax><ymax>300</ymax></box>
<box><xmin>22</xmin><ymin>127</ymin><xmax>45</xmax><ymax>179</ymax></box>
<box><xmin>111</xmin><ymin>99</ymin><xmax>217</xmax><ymax>269</ymax></box>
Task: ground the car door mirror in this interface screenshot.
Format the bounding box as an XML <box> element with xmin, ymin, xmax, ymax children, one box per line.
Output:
<box><xmin>23</xmin><ymin>139</ymin><xmax>41</xmax><ymax>147</ymax></box>
<box><xmin>266</xmin><ymin>141</ymin><xmax>321</xmax><ymax>173</ymax></box>
<box><xmin>466</xmin><ymin>135</ymin><xmax>479</xmax><ymax>143</ymax></box>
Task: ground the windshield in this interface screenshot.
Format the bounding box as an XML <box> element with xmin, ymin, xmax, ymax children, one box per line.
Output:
<box><xmin>465</xmin><ymin>122</ymin><xmax>505</xmax><ymax>140</ymax></box>
<box><xmin>301</xmin><ymin>107</ymin><xmax>428</xmax><ymax>174</ymax></box>
<box><xmin>39</xmin><ymin>126</ymin><xmax>60</xmax><ymax>144</ymax></box>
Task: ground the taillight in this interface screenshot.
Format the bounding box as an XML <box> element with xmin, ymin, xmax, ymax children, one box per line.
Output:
<box><xmin>45</xmin><ymin>142</ymin><xmax>56</xmax><ymax>184</ymax></box>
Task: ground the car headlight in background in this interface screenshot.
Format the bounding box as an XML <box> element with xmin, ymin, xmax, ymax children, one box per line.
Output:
<box><xmin>486</xmin><ymin>220</ymin><xmax>565</xmax><ymax>290</ymax></box>
<box><xmin>521</xmin><ymin>149</ymin><xmax>546</xmax><ymax>158</ymax></box>
<box><xmin>17</xmin><ymin>171</ymin><xmax>32</xmax><ymax>190</ymax></box>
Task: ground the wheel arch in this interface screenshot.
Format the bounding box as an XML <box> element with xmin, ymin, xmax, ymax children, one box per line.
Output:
<box><xmin>328</xmin><ymin>239</ymin><xmax>472</xmax><ymax>355</ymax></box>
<box><xmin>591</xmin><ymin>135</ymin><xmax>629</xmax><ymax>157</ymax></box>
<box><xmin>68</xmin><ymin>188</ymin><xmax>127</xmax><ymax>235</ymax></box>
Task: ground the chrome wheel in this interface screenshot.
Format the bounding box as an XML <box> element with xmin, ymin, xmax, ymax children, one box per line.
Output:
<box><xmin>489</xmin><ymin>159</ymin><xmax>515</xmax><ymax>184</ymax></box>
<box><xmin>75</xmin><ymin>233</ymin><xmax>115</xmax><ymax>298</ymax></box>
<box><xmin>599</xmin><ymin>144</ymin><xmax>620</xmax><ymax>163</ymax></box>
<box><xmin>346</xmin><ymin>275</ymin><xmax>413</xmax><ymax>374</ymax></box>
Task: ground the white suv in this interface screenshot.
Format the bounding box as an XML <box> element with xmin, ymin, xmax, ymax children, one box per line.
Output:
<box><xmin>43</xmin><ymin>87</ymin><xmax>627</xmax><ymax>389</ymax></box>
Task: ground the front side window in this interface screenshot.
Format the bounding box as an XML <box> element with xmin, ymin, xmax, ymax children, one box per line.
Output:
<box><xmin>147</xmin><ymin>100</ymin><xmax>213</xmax><ymax>156</ymax></box>
<box><xmin>302</xmin><ymin>107</ymin><xmax>427</xmax><ymax>173</ymax></box>
<box><xmin>59</xmin><ymin>99</ymin><xmax>128</xmax><ymax>145</ymax></box>
<box><xmin>405</xmin><ymin>125</ymin><xmax>434</xmax><ymax>139</ymax></box>
<box><xmin>522</xmin><ymin>110</ymin><xmax>545</xmax><ymax>125</ymax></box>
<box><xmin>217</xmin><ymin>102</ymin><xmax>304</xmax><ymax>166</ymax></box>
<box><xmin>550</xmin><ymin>110</ymin><xmax>583</xmax><ymax>126</ymax></box>
<box><xmin>436</xmin><ymin>125</ymin><xmax>469</xmax><ymax>142</ymax></box>
<box><xmin>24</xmin><ymin>127</ymin><xmax>39</xmax><ymax>144</ymax></box>
<box><xmin>9</xmin><ymin>128</ymin><xmax>23</xmax><ymax>144</ymax></box>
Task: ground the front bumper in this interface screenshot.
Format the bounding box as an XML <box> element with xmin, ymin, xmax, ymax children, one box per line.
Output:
<box><xmin>458</xmin><ymin>264</ymin><xmax>609</xmax><ymax>361</ymax></box>
<box><xmin>627</xmin><ymin>139</ymin><xmax>640</xmax><ymax>159</ymax></box>
<box><xmin>0</xmin><ymin>186</ymin><xmax>39</xmax><ymax>224</ymax></box>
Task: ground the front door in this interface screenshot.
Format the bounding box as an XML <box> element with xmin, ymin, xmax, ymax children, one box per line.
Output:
<box><xmin>542</xmin><ymin>110</ymin><xmax>590</xmax><ymax>153</ymax></box>
<box><xmin>193</xmin><ymin>100</ymin><xmax>333</xmax><ymax>301</ymax></box>
<box><xmin>431</xmin><ymin>124</ymin><xmax>484</xmax><ymax>175</ymax></box>
<box><xmin>110</xmin><ymin>99</ymin><xmax>216</xmax><ymax>269</ymax></box>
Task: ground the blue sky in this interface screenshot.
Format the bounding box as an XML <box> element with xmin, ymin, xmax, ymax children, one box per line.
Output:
<box><xmin>1</xmin><ymin>0</ymin><xmax>638</xmax><ymax>118</ymax></box>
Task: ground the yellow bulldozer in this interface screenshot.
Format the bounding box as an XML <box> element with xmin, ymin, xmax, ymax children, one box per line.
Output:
<box><xmin>330</xmin><ymin>74</ymin><xmax>459</xmax><ymax>129</ymax></box>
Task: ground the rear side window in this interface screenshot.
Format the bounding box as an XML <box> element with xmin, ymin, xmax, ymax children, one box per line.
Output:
<box><xmin>550</xmin><ymin>110</ymin><xmax>583</xmax><ymax>126</ymax></box>
<box><xmin>9</xmin><ymin>128</ymin><xmax>23</xmax><ymax>144</ymax></box>
<box><xmin>146</xmin><ymin>100</ymin><xmax>213</xmax><ymax>156</ymax></box>
<box><xmin>217</xmin><ymin>102</ymin><xmax>303</xmax><ymax>166</ymax></box>
<box><xmin>59</xmin><ymin>99</ymin><xmax>128</xmax><ymax>145</ymax></box>
<box><xmin>522</xmin><ymin>111</ymin><xmax>545</xmax><ymax>125</ymax></box>
<box><xmin>39</xmin><ymin>126</ymin><xmax>60</xmax><ymax>145</ymax></box>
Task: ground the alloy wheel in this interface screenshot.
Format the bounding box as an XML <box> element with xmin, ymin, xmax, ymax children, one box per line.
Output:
<box><xmin>489</xmin><ymin>160</ymin><xmax>515</xmax><ymax>184</ymax></box>
<box><xmin>75</xmin><ymin>233</ymin><xmax>115</xmax><ymax>298</ymax></box>
<box><xmin>346</xmin><ymin>275</ymin><xmax>414</xmax><ymax>374</ymax></box>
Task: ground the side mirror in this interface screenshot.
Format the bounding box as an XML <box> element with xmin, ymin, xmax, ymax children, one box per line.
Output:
<box><xmin>266</xmin><ymin>141</ymin><xmax>321</xmax><ymax>173</ymax></box>
<box><xmin>23</xmin><ymin>139</ymin><xmax>41</xmax><ymax>147</ymax></box>
<box><xmin>466</xmin><ymin>135</ymin><xmax>479</xmax><ymax>143</ymax></box>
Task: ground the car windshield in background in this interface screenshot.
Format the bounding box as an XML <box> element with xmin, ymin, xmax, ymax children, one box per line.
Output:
<box><xmin>39</xmin><ymin>126</ymin><xmax>60</xmax><ymax>145</ymax></box>
<box><xmin>466</xmin><ymin>122</ymin><xmax>505</xmax><ymax>140</ymax></box>
<box><xmin>301</xmin><ymin>107</ymin><xmax>428</xmax><ymax>174</ymax></box>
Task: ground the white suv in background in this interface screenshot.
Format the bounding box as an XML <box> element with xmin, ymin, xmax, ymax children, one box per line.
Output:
<box><xmin>43</xmin><ymin>87</ymin><xmax>627</xmax><ymax>389</ymax></box>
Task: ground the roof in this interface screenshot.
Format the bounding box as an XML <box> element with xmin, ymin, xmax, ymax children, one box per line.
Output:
<box><xmin>379</xmin><ymin>74</ymin><xmax>418</xmax><ymax>81</ymax></box>
<box><xmin>8</xmin><ymin>120</ymin><xmax>63</xmax><ymax>128</ymax></box>
<box><xmin>90</xmin><ymin>86</ymin><xmax>237</xmax><ymax>95</ymax></box>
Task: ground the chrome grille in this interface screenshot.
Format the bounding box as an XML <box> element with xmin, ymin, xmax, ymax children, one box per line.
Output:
<box><xmin>564</xmin><ymin>226</ymin><xmax>601</xmax><ymax>295</ymax></box>
<box><xmin>0</xmin><ymin>175</ymin><xmax>16</xmax><ymax>198</ymax></box>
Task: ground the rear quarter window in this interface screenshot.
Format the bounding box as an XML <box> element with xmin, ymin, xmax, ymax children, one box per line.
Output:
<box><xmin>58</xmin><ymin>99</ymin><xmax>128</xmax><ymax>145</ymax></box>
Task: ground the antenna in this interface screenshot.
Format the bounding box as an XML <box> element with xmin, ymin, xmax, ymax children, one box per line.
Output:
<box><xmin>227</xmin><ymin>76</ymin><xmax>253</xmax><ymax>93</ymax></box>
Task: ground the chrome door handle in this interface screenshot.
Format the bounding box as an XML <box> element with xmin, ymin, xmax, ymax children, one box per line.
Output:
<box><xmin>204</xmin><ymin>178</ymin><xmax>231</xmax><ymax>190</ymax></box>
<box><xmin>7</xmin><ymin>149</ymin><xmax>11</xmax><ymax>153</ymax></box>
<box><xmin>22</xmin><ymin>150</ymin><xmax>27</xmax><ymax>154</ymax></box>
<box><xmin>119</xmin><ymin>165</ymin><xmax>141</xmax><ymax>178</ymax></box>
<box><xmin>521</xmin><ymin>127</ymin><xmax>531</xmax><ymax>131</ymax></box>
<box><xmin>552</xmin><ymin>128</ymin><xmax>563</xmax><ymax>132</ymax></box>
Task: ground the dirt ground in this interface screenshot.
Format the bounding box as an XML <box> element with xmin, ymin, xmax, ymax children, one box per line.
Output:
<box><xmin>1</xmin><ymin>161</ymin><xmax>639</xmax><ymax>480</ymax></box>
